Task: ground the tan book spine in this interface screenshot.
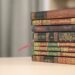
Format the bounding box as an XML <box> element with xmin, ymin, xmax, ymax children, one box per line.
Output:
<box><xmin>34</xmin><ymin>46</ymin><xmax>75</xmax><ymax>52</ymax></box>
<box><xmin>32</xmin><ymin>18</ymin><xmax>75</xmax><ymax>25</ymax></box>
<box><xmin>34</xmin><ymin>42</ymin><xmax>75</xmax><ymax>47</ymax></box>
<box><xmin>32</xmin><ymin>56</ymin><xmax>75</xmax><ymax>64</ymax></box>
<box><xmin>33</xmin><ymin>51</ymin><xmax>75</xmax><ymax>57</ymax></box>
<box><xmin>58</xmin><ymin>57</ymin><xmax>75</xmax><ymax>64</ymax></box>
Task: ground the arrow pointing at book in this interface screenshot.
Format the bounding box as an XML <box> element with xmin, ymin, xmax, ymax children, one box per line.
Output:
<box><xmin>17</xmin><ymin>43</ymin><xmax>32</xmax><ymax>51</ymax></box>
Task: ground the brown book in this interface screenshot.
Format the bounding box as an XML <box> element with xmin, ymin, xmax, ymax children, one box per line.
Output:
<box><xmin>34</xmin><ymin>32</ymin><xmax>75</xmax><ymax>42</ymax></box>
<box><xmin>32</xmin><ymin>8</ymin><xmax>75</xmax><ymax>20</ymax></box>
<box><xmin>32</xmin><ymin>18</ymin><xmax>75</xmax><ymax>25</ymax></box>
<box><xmin>33</xmin><ymin>25</ymin><xmax>75</xmax><ymax>32</ymax></box>
<box><xmin>34</xmin><ymin>46</ymin><xmax>75</xmax><ymax>52</ymax></box>
<box><xmin>33</xmin><ymin>51</ymin><xmax>75</xmax><ymax>57</ymax></box>
<box><xmin>34</xmin><ymin>42</ymin><xmax>75</xmax><ymax>47</ymax></box>
<box><xmin>32</xmin><ymin>55</ymin><xmax>75</xmax><ymax>64</ymax></box>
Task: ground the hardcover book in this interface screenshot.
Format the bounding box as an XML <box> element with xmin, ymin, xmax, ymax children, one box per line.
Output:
<box><xmin>34</xmin><ymin>42</ymin><xmax>75</xmax><ymax>47</ymax></box>
<box><xmin>34</xmin><ymin>46</ymin><xmax>75</xmax><ymax>52</ymax></box>
<box><xmin>32</xmin><ymin>8</ymin><xmax>75</xmax><ymax>20</ymax></box>
<box><xmin>32</xmin><ymin>8</ymin><xmax>75</xmax><ymax>65</ymax></box>
<box><xmin>33</xmin><ymin>25</ymin><xmax>75</xmax><ymax>32</ymax></box>
<box><xmin>32</xmin><ymin>55</ymin><xmax>75</xmax><ymax>64</ymax></box>
<box><xmin>34</xmin><ymin>32</ymin><xmax>75</xmax><ymax>42</ymax></box>
<box><xmin>33</xmin><ymin>51</ymin><xmax>75</xmax><ymax>57</ymax></box>
<box><xmin>32</xmin><ymin>18</ymin><xmax>75</xmax><ymax>25</ymax></box>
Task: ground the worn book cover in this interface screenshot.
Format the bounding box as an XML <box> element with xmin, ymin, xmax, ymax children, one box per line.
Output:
<box><xmin>32</xmin><ymin>8</ymin><xmax>75</xmax><ymax>20</ymax></box>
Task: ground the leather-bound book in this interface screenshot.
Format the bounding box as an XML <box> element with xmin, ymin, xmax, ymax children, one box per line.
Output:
<box><xmin>32</xmin><ymin>8</ymin><xmax>75</xmax><ymax>20</ymax></box>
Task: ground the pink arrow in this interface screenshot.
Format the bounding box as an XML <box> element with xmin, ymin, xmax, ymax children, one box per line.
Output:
<box><xmin>18</xmin><ymin>43</ymin><xmax>32</xmax><ymax>51</ymax></box>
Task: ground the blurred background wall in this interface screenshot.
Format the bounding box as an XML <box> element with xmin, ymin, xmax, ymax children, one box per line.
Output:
<box><xmin>0</xmin><ymin>0</ymin><xmax>75</xmax><ymax>57</ymax></box>
<box><xmin>0</xmin><ymin>0</ymin><xmax>32</xmax><ymax>57</ymax></box>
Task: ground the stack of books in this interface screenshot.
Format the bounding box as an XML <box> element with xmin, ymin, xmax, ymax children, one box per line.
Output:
<box><xmin>32</xmin><ymin>8</ymin><xmax>75</xmax><ymax>65</ymax></box>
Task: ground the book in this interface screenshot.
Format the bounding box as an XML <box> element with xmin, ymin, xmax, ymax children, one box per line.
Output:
<box><xmin>32</xmin><ymin>8</ymin><xmax>75</xmax><ymax>20</ymax></box>
<box><xmin>34</xmin><ymin>42</ymin><xmax>75</xmax><ymax>47</ymax></box>
<box><xmin>33</xmin><ymin>25</ymin><xmax>75</xmax><ymax>32</ymax></box>
<box><xmin>32</xmin><ymin>18</ymin><xmax>75</xmax><ymax>25</ymax></box>
<box><xmin>32</xmin><ymin>55</ymin><xmax>75</xmax><ymax>64</ymax></box>
<box><xmin>33</xmin><ymin>51</ymin><xmax>75</xmax><ymax>57</ymax></box>
<box><xmin>34</xmin><ymin>32</ymin><xmax>75</xmax><ymax>42</ymax></box>
<box><xmin>32</xmin><ymin>8</ymin><xmax>75</xmax><ymax>65</ymax></box>
<box><xmin>34</xmin><ymin>46</ymin><xmax>75</xmax><ymax>52</ymax></box>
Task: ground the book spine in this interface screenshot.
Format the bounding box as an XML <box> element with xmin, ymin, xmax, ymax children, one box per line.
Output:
<box><xmin>34</xmin><ymin>42</ymin><xmax>75</xmax><ymax>47</ymax></box>
<box><xmin>32</xmin><ymin>18</ymin><xmax>75</xmax><ymax>25</ymax></box>
<box><xmin>32</xmin><ymin>8</ymin><xmax>75</xmax><ymax>20</ymax></box>
<box><xmin>32</xmin><ymin>12</ymin><xmax>46</xmax><ymax>20</ymax></box>
<box><xmin>34</xmin><ymin>46</ymin><xmax>75</xmax><ymax>52</ymax></box>
<box><xmin>32</xmin><ymin>55</ymin><xmax>75</xmax><ymax>64</ymax></box>
<box><xmin>33</xmin><ymin>25</ymin><xmax>75</xmax><ymax>32</ymax></box>
<box><xmin>33</xmin><ymin>51</ymin><xmax>75</xmax><ymax>57</ymax></box>
<box><xmin>34</xmin><ymin>32</ymin><xmax>75</xmax><ymax>42</ymax></box>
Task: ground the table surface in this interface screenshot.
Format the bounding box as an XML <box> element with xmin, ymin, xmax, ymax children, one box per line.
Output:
<box><xmin>0</xmin><ymin>57</ymin><xmax>75</xmax><ymax>75</ymax></box>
